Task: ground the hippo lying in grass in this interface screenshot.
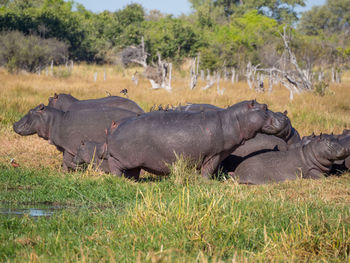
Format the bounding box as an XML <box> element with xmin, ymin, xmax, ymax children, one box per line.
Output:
<box><xmin>106</xmin><ymin>100</ymin><xmax>288</xmax><ymax>179</ymax></box>
<box><xmin>293</xmin><ymin>131</ymin><xmax>350</xmax><ymax>174</ymax></box>
<box><xmin>13</xmin><ymin>105</ymin><xmax>138</xmax><ymax>170</ymax></box>
<box><xmin>233</xmin><ymin>135</ymin><xmax>350</xmax><ymax>185</ymax></box>
<box><xmin>48</xmin><ymin>93</ymin><xmax>144</xmax><ymax>114</ymax></box>
<box><xmin>219</xmin><ymin>133</ymin><xmax>289</xmax><ymax>174</ymax></box>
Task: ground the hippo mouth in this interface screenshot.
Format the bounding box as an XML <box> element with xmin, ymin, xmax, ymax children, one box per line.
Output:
<box><xmin>334</xmin><ymin>147</ymin><xmax>350</xmax><ymax>160</ymax></box>
<box><xmin>13</xmin><ymin>119</ymin><xmax>36</xmax><ymax>136</ymax></box>
<box><xmin>72</xmin><ymin>155</ymin><xmax>85</xmax><ymax>165</ymax></box>
<box><xmin>262</xmin><ymin>116</ymin><xmax>285</xmax><ymax>135</ymax></box>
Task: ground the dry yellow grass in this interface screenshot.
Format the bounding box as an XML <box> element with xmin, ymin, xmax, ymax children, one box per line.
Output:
<box><xmin>0</xmin><ymin>64</ymin><xmax>349</xmax><ymax>169</ymax></box>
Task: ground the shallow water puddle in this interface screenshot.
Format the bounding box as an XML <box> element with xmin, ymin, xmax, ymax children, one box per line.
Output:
<box><xmin>0</xmin><ymin>206</ymin><xmax>61</xmax><ymax>218</ymax></box>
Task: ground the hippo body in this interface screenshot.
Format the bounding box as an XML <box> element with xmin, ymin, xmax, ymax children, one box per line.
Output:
<box><xmin>13</xmin><ymin>105</ymin><xmax>138</xmax><ymax>170</ymax></box>
<box><xmin>73</xmin><ymin>141</ymin><xmax>109</xmax><ymax>172</ymax></box>
<box><xmin>174</xmin><ymin>104</ymin><xmax>223</xmax><ymax>112</ymax></box>
<box><xmin>219</xmin><ymin>133</ymin><xmax>288</xmax><ymax>174</ymax></box>
<box><xmin>171</xmin><ymin>103</ymin><xmax>298</xmax><ymax>174</ymax></box>
<box><xmin>106</xmin><ymin>100</ymin><xmax>288</xmax><ymax>179</ymax></box>
<box><xmin>234</xmin><ymin>136</ymin><xmax>350</xmax><ymax>185</ymax></box>
<box><xmin>48</xmin><ymin>93</ymin><xmax>144</xmax><ymax>114</ymax></box>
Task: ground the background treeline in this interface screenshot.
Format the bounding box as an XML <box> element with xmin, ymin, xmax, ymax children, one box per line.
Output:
<box><xmin>0</xmin><ymin>0</ymin><xmax>349</xmax><ymax>73</ymax></box>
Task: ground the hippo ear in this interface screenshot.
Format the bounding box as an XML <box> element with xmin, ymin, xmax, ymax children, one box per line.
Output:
<box><xmin>283</xmin><ymin>110</ymin><xmax>288</xmax><ymax>116</ymax></box>
<box><xmin>248</xmin><ymin>100</ymin><xmax>255</xmax><ymax>109</ymax></box>
<box><xmin>54</xmin><ymin>93</ymin><xmax>58</xmax><ymax>99</ymax></box>
<box><xmin>105</xmin><ymin>128</ymin><xmax>108</xmax><ymax>136</ymax></box>
<box><xmin>81</xmin><ymin>140</ymin><xmax>85</xmax><ymax>146</ymax></box>
<box><xmin>111</xmin><ymin>121</ymin><xmax>119</xmax><ymax>129</ymax></box>
<box><xmin>37</xmin><ymin>104</ymin><xmax>45</xmax><ymax>112</ymax></box>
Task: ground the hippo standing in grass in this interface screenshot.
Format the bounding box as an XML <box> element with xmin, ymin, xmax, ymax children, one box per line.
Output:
<box><xmin>73</xmin><ymin>141</ymin><xmax>109</xmax><ymax>172</ymax></box>
<box><xmin>167</xmin><ymin>104</ymin><xmax>300</xmax><ymax>174</ymax></box>
<box><xmin>106</xmin><ymin>100</ymin><xmax>288</xmax><ymax>179</ymax></box>
<box><xmin>233</xmin><ymin>135</ymin><xmax>350</xmax><ymax>185</ymax></box>
<box><xmin>13</xmin><ymin>105</ymin><xmax>138</xmax><ymax>170</ymax></box>
<box><xmin>48</xmin><ymin>93</ymin><xmax>144</xmax><ymax>114</ymax></box>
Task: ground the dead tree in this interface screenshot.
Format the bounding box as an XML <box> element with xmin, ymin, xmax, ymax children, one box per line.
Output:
<box><xmin>189</xmin><ymin>57</ymin><xmax>197</xmax><ymax>90</ymax></box>
<box><xmin>202</xmin><ymin>71</ymin><xmax>215</xmax><ymax>91</ymax></box>
<box><xmin>231</xmin><ymin>68</ymin><xmax>236</xmax><ymax>84</ymax></box>
<box><xmin>121</xmin><ymin>37</ymin><xmax>172</xmax><ymax>92</ymax></box>
<box><xmin>246</xmin><ymin>26</ymin><xmax>315</xmax><ymax>100</ymax></box>
<box><xmin>189</xmin><ymin>53</ymin><xmax>200</xmax><ymax>90</ymax></box>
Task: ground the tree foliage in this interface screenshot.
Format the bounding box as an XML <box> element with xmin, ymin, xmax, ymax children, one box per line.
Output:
<box><xmin>0</xmin><ymin>0</ymin><xmax>348</xmax><ymax>73</ymax></box>
<box><xmin>0</xmin><ymin>30</ymin><xmax>67</xmax><ymax>73</ymax></box>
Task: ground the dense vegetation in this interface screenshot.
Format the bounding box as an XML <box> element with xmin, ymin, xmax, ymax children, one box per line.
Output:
<box><xmin>0</xmin><ymin>0</ymin><xmax>349</xmax><ymax>72</ymax></box>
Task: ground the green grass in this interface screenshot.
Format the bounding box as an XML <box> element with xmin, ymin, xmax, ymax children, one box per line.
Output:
<box><xmin>1</xmin><ymin>165</ymin><xmax>349</xmax><ymax>262</ymax></box>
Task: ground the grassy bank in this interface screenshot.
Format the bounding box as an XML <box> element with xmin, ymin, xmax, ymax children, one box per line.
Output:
<box><xmin>1</xmin><ymin>65</ymin><xmax>350</xmax><ymax>262</ymax></box>
<box><xmin>1</xmin><ymin>164</ymin><xmax>350</xmax><ymax>262</ymax></box>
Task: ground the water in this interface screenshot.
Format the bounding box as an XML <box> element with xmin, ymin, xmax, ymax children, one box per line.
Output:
<box><xmin>0</xmin><ymin>206</ymin><xmax>61</xmax><ymax>218</ymax></box>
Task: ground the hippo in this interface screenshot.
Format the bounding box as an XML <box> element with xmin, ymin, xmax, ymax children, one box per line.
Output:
<box><xmin>48</xmin><ymin>93</ymin><xmax>144</xmax><ymax>114</ymax></box>
<box><xmin>288</xmin><ymin>131</ymin><xmax>350</xmax><ymax>174</ymax></box>
<box><xmin>106</xmin><ymin>100</ymin><xmax>288</xmax><ymax>179</ymax></box>
<box><xmin>73</xmin><ymin>141</ymin><xmax>109</xmax><ymax>172</ymax></box>
<box><xmin>219</xmin><ymin>133</ymin><xmax>288</xmax><ymax>174</ymax></box>
<box><xmin>13</xmin><ymin>105</ymin><xmax>138</xmax><ymax>170</ymax></box>
<box><xmin>170</xmin><ymin>104</ymin><xmax>298</xmax><ymax>174</ymax></box>
<box><xmin>233</xmin><ymin>135</ymin><xmax>350</xmax><ymax>185</ymax></box>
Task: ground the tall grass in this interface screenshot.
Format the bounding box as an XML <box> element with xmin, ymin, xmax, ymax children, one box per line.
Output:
<box><xmin>1</xmin><ymin>65</ymin><xmax>350</xmax><ymax>262</ymax></box>
<box><xmin>1</xmin><ymin>65</ymin><xmax>349</xmax><ymax>169</ymax></box>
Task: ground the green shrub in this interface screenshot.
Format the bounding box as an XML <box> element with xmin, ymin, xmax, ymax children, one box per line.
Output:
<box><xmin>0</xmin><ymin>30</ymin><xmax>68</xmax><ymax>73</ymax></box>
<box><xmin>313</xmin><ymin>80</ymin><xmax>329</xmax><ymax>96</ymax></box>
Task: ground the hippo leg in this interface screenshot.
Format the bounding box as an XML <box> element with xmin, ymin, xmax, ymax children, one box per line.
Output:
<box><xmin>62</xmin><ymin>151</ymin><xmax>77</xmax><ymax>171</ymax></box>
<box><xmin>305</xmin><ymin>169</ymin><xmax>323</xmax><ymax>179</ymax></box>
<box><xmin>201</xmin><ymin>155</ymin><xmax>221</xmax><ymax>179</ymax></box>
<box><xmin>124</xmin><ymin>168</ymin><xmax>141</xmax><ymax>181</ymax></box>
<box><xmin>107</xmin><ymin>157</ymin><xmax>123</xmax><ymax>177</ymax></box>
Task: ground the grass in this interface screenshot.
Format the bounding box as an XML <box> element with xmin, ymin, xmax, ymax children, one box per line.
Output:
<box><xmin>0</xmin><ymin>65</ymin><xmax>350</xmax><ymax>262</ymax></box>
<box><xmin>0</xmin><ymin>165</ymin><xmax>349</xmax><ymax>262</ymax></box>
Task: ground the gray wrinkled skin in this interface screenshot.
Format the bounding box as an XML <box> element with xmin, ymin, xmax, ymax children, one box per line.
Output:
<box><xmin>106</xmin><ymin>100</ymin><xmax>288</xmax><ymax>179</ymax></box>
<box><xmin>13</xmin><ymin>105</ymin><xmax>138</xmax><ymax>170</ymax></box>
<box><xmin>289</xmin><ymin>131</ymin><xmax>350</xmax><ymax>174</ymax></box>
<box><xmin>48</xmin><ymin>93</ymin><xmax>144</xmax><ymax>114</ymax></box>
<box><xmin>168</xmin><ymin>103</ymin><xmax>299</xmax><ymax>174</ymax></box>
<box><xmin>219</xmin><ymin>133</ymin><xmax>288</xmax><ymax>174</ymax></box>
<box><xmin>73</xmin><ymin>141</ymin><xmax>109</xmax><ymax>172</ymax></box>
<box><xmin>234</xmin><ymin>136</ymin><xmax>350</xmax><ymax>185</ymax></box>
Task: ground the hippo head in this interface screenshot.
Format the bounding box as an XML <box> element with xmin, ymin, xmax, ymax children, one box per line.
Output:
<box><xmin>238</xmin><ymin>105</ymin><xmax>288</xmax><ymax>140</ymax></box>
<box><xmin>13</xmin><ymin>104</ymin><xmax>48</xmax><ymax>138</ymax></box>
<box><xmin>314</xmin><ymin>135</ymin><xmax>350</xmax><ymax>162</ymax></box>
<box><xmin>231</xmin><ymin>99</ymin><xmax>268</xmax><ymax>115</ymax></box>
<box><xmin>48</xmin><ymin>93</ymin><xmax>78</xmax><ymax>111</ymax></box>
<box><xmin>73</xmin><ymin>141</ymin><xmax>107</xmax><ymax>165</ymax></box>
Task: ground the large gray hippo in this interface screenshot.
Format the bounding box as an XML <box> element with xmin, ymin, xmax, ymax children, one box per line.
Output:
<box><xmin>13</xmin><ymin>105</ymin><xmax>138</xmax><ymax>170</ymax></box>
<box><xmin>233</xmin><ymin>135</ymin><xmax>350</xmax><ymax>185</ymax></box>
<box><xmin>166</xmin><ymin>104</ymin><xmax>300</xmax><ymax>174</ymax></box>
<box><xmin>48</xmin><ymin>93</ymin><xmax>144</xmax><ymax>114</ymax></box>
<box><xmin>106</xmin><ymin>100</ymin><xmax>288</xmax><ymax>179</ymax></box>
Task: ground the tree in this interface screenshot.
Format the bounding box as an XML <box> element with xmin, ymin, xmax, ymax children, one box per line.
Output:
<box><xmin>144</xmin><ymin>17</ymin><xmax>200</xmax><ymax>62</ymax></box>
<box><xmin>299</xmin><ymin>0</ymin><xmax>350</xmax><ymax>35</ymax></box>
<box><xmin>189</xmin><ymin>0</ymin><xmax>306</xmax><ymax>24</ymax></box>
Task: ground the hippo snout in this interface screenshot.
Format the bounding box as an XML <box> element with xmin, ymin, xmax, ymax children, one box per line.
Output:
<box><xmin>72</xmin><ymin>155</ymin><xmax>84</xmax><ymax>165</ymax></box>
<box><xmin>336</xmin><ymin>147</ymin><xmax>350</xmax><ymax>160</ymax></box>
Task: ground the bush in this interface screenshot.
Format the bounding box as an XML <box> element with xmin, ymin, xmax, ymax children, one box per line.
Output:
<box><xmin>313</xmin><ymin>80</ymin><xmax>329</xmax><ymax>96</ymax></box>
<box><xmin>0</xmin><ymin>31</ymin><xmax>68</xmax><ymax>73</ymax></box>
